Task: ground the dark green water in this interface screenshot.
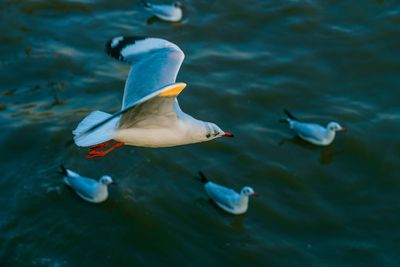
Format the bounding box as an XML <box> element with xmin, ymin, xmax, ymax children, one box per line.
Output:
<box><xmin>1</xmin><ymin>0</ymin><xmax>400</xmax><ymax>266</ymax></box>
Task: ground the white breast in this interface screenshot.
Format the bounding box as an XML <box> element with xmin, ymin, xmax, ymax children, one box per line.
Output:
<box><xmin>115</xmin><ymin>127</ymin><xmax>187</xmax><ymax>147</ymax></box>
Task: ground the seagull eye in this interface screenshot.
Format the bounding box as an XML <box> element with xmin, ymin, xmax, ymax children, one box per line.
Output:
<box><xmin>206</xmin><ymin>133</ymin><xmax>211</xmax><ymax>138</ymax></box>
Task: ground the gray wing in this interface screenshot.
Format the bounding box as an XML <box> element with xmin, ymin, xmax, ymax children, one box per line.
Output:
<box><xmin>205</xmin><ymin>183</ymin><xmax>239</xmax><ymax>209</ymax></box>
<box><xmin>66</xmin><ymin>176</ymin><xmax>97</xmax><ymax>198</ymax></box>
<box><xmin>119</xmin><ymin>97</ymin><xmax>181</xmax><ymax>129</ymax></box>
<box><xmin>147</xmin><ymin>5</ymin><xmax>174</xmax><ymax>17</ymax></box>
<box><xmin>119</xmin><ymin>47</ymin><xmax>184</xmax><ymax>127</ymax></box>
<box><xmin>292</xmin><ymin>121</ymin><xmax>326</xmax><ymax>140</ymax></box>
<box><xmin>119</xmin><ymin>41</ymin><xmax>184</xmax><ymax>110</ymax></box>
<box><xmin>77</xmin><ymin>37</ymin><xmax>185</xmax><ymax>136</ymax></box>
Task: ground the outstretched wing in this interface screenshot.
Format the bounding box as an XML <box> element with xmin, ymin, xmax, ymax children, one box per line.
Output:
<box><xmin>106</xmin><ymin>36</ymin><xmax>185</xmax><ymax>109</ymax></box>
<box><xmin>76</xmin><ymin>36</ymin><xmax>186</xmax><ymax>137</ymax></box>
<box><xmin>119</xmin><ymin>92</ymin><xmax>185</xmax><ymax>129</ymax></box>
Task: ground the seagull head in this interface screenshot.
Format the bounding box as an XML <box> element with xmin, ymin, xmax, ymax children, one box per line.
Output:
<box><xmin>327</xmin><ymin>122</ymin><xmax>346</xmax><ymax>132</ymax></box>
<box><xmin>99</xmin><ymin>175</ymin><xmax>114</xmax><ymax>185</ymax></box>
<box><xmin>202</xmin><ymin>122</ymin><xmax>234</xmax><ymax>140</ymax></box>
<box><xmin>240</xmin><ymin>186</ymin><xmax>257</xmax><ymax>197</ymax></box>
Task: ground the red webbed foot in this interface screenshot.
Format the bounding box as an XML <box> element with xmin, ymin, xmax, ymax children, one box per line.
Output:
<box><xmin>86</xmin><ymin>141</ymin><xmax>124</xmax><ymax>159</ymax></box>
<box><xmin>89</xmin><ymin>141</ymin><xmax>112</xmax><ymax>151</ymax></box>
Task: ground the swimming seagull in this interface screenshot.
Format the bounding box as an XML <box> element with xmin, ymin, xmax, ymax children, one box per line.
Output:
<box><xmin>280</xmin><ymin>109</ymin><xmax>345</xmax><ymax>146</ymax></box>
<box><xmin>72</xmin><ymin>36</ymin><xmax>233</xmax><ymax>158</ymax></box>
<box><xmin>140</xmin><ymin>1</ymin><xmax>183</xmax><ymax>22</ymax></box>
<box><xmin>194</xmin><ymin>171</ymin><xmax>257</xmax><ymax>215</ymax></box>
<box><xmin>59</xmin><ymin>165</ymin><xmax>114</xmax><ymax>203</ymax></box>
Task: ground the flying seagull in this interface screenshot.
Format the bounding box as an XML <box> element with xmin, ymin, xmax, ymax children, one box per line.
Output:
<box><xmin>72</xmin><ymin>36</ymin><xmax>233</xmax><ymax>158</ymax></box>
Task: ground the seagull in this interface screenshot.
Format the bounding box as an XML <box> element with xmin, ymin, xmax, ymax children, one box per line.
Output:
<box><xmin>72</xmin><ymin>36</ymin><xmax>234</xmax><ymax>158</ymax></box>
<box><xmin>140</xmin><ymin>1</ymin><xmax>183</xmax><ymax>22</ymax></box>
<box><xmin>59</xmin><ymin>165</ymin><xmax>114</xmax><ymax>203</ymax></box>
<box><xmin>280</xmin><ymin>109</ymin><xmax>345</xmax><ymax>146</ymax></box>
<box><xmin>194</xmin><ymin>171</ymin><xmax>257</xmax><ymax>215</ymax></box>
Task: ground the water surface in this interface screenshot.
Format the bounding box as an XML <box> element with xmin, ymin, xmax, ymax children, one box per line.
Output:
<box><xmin>1</xmin><ymin>0</ymin><xmax>400</xmax><ymax>266</ymax></box>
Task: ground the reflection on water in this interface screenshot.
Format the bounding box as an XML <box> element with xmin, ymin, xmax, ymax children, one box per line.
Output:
<box><xmin>278</xmin><ymin>136</ymin><xmax>340</xmax><ymax>165</ymax></box>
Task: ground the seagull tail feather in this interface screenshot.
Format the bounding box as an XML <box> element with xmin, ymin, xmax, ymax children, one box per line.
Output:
<box><xmin>284</xmin><ymin>109</ymin><xmax>300</xmax><ymax>121</ymax></box>
<box><xmin>58</xmin><ymin>165</ymin><xmax>68</xmax><ymax>176</ymax></box>
<box><xmin>194</xmin><ymin>171</ymin><xmax>209</xmax><ymax>184</ymax></box>
<box><xmin>72</xmin><ymin>110</ymin><xmax>119</xmax><ymax>147</ymax></box>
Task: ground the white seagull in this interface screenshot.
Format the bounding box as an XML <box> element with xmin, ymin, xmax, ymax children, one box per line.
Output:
<box><xmin>195</xmin><ymin>171</ymin><xmax>257</xmax><ymax>215</ymax></box>
<box><xmin>60</xmin><ymin>165</ymin><xmax>114</xmax><ymax>203</ymax></box>
<box><xmin>280</xmin><ymin>109</ymin><xmax>346</xmax><ymax>146</ymax></box>
<box><xmin>72</xmin><ymin>36</ymin><xmax>233</xmax><ymax>158</ymax></box>
<box><xmin>141</xmin><ymin>1</ymin><xmax>183</xmax><ymax>22</ymax></box>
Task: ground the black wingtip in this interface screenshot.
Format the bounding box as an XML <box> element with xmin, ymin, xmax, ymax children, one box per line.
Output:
<box><xmin>194</xmin><ymin>171</ymin><xmax>209</xmax><ymax>184</ymax></box>
<box><xmin>105</xmin><ymin>36</ymin><xmax>146</xmax><ymax>62</ymax></box>
<box><xmin>58</xmin><ymin>165</ymin><xmax>68</xmax><ymax>176</ymax></box>
<box><xmin>284</xmin><ymin>109</ymin><xmax>299</xmax><ymax>121</ymax></box>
